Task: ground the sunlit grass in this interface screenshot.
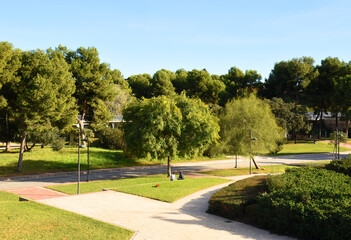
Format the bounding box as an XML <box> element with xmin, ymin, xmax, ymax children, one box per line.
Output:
<box><xmin>47</xmin><ymin>175</ymin><xmax>230</xmax><ymax>202</ymax></box>
<box><xmin>0</xmin><ymin>191</ymin><xmax>133</xmax><ymax>240</ymax></box>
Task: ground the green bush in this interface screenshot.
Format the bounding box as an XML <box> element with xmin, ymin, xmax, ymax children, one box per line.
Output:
<box><xmin>207</xmin><ymin>176</ymin><xmax>268</xmax><ymax>222</ymax></box>
<box><xmin>326</xmin><ymin>156</ymin><xmax>351</xmax><ymax>176</ymax></box>
<box><xmin>257</xmin><ymin>168</ymin><xmax>351</xmax><ymax>240</ymax></box>
<box><xmin>52</xmin><ymin>138</ymin><xmax>65</xmax><ymax>151</ymax></box>
<box><xmin>96</xmin><ymin>127</ymin><xmax>124</xmax><ymax>150</ymax></box>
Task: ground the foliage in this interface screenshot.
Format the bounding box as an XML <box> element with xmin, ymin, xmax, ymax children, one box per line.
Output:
<box><xmin>48</xmin><ymin>175</ymin><xmax>229</xmax><ymax>202</ymax></box>
<box><xmin>150</xmin><ymin>69</ymin><xmax>176</xmax><ymax>97</ymax></box>
<box><xmin>52</xmin><ymin>137</ymin><xmax>65</xmax><ymax>151</ymax></box>
<box><xmin>122</xmin><ymin>94</ymin><xmax>220</xmax><ymax>160</ymax></box>
<box><xmin>326</xmin><ymin>156</ymin><xmax>351</xmax><ymax>176</ymax></box>
<box><xmin>330</xmin><ymin>131</ymin><xmax>348</xmax><ymax>143</ymax></box>
<box><xmin>97</xmin><ymin>127</ymin><xmax>124</xmax><ymax>150</ymax></box>
<box><xmin>257</xmin><ymin>168</ymin><xmax>351</xmax><ymax>240</ymax></box>
<box><xmin>267</xmin><ymin>97</ymin><xmax>310</xmax><ymax>135</ymax></box>
<box><xmin>0</xmin><ymin>191</ymin><xmax>134</xmax><ymax>240</ymax></box>
<box><xmin>122</xmin><ymin>96</ymin><xmax>182</xmax><ymax>160</ymax></box>
<box><xmin>127</xmin><ymin>73</ymin><xmax>152</xmax><ymax>98</ymax></box>
<box><xmin>208</xmin><ymin>175</ymin><xmax>268</xmax><ymax>222</ymax></box>
<box><xmin>219</xmin><ymin>94</ymin><xmax>285</xmax><ymax>156</ymax></box>
<box><xmin>174</xmin><ymin>93</ymin><xmax>220</xmax><ymax>158</ymax></box>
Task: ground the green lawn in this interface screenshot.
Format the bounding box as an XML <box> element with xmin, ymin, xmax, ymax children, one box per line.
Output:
<box><xmin>0</xmin><ymin>191</ymin><xmax>133</xmax><ymax>240</ymax></box>
<box><xmin>269</xmin><ymin>140</ymin><xmax>351</xmax><ymax>156</ymax></box>
<box><xmin>0</xmin><ymin>146</ymin><xmax>227</xmax><ymax>177</ymax></box>
<box><xmin>47</xmin><ymin>175</ymin><xmax>230</xmax><ymax>202</ymax></box>
<box><xmin>200</xmin><ymin>165</ymin><xmax>296</xmax><ymax>177</ymax></box>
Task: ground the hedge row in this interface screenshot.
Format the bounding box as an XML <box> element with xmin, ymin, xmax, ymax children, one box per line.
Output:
<box><xmin>257</xmin><ymin>168</ymin><xmax>351</xmax><ymax>240</ymax></box>
<box><xmin>325</xmin><ymin>156</ymin><xmax>351</xmax><ymax>177</ymax></box>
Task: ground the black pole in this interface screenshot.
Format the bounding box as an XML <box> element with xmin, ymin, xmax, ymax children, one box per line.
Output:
<box><xmin>78</xmin><ymin>133</ymin><xmax>80</xmax><ymax>194</ymax></box>
<box><xmin>250</xmin><ymin>129</ymin><xmax>252</xmax><ymax>174</ymax></box>
<box><xmin>87</xmin><ymin>131</ymin><xmax>90</xmax><ymax>182</ymax></box>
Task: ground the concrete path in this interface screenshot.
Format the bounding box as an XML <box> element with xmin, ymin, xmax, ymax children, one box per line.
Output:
<box><xmin>2</xmin><ymin>151</ymin><xmax>349</xmax><ymax>191</ymax></box>
<box><xmin>38</xmin><ymin>175</ymin><xmax>296</xmax><ymax>240</ymax></box>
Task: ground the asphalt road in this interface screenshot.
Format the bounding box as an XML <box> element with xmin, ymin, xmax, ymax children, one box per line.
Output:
<box><xmin>1</xmin><ymin>151</ymin><xmax>350</xmax><ymax>190</ymax></box>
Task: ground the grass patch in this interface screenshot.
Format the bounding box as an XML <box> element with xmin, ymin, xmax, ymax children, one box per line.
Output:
<box><xmin>0</xmin><ymin>191</ymin><xmax>133</xmax><ymax>240</ymax></box>
<box><xmin>0</xmin><ymin>146</ymin><xmax>228</xmax><ymax>177</ymax></box>
<box><xmin>200</xmin><ymin>165</ymin><xmax>296</xmax><ymax>177</ymax></box>
<box><xmin>269</xmin><ymin>140</ymin><xmax>351</xmax><ymax>156</ymax></box>
<box><xmin>47</xmin><ymin>175</ymin><xmax>230</xmax><ymax>202</ymax></box>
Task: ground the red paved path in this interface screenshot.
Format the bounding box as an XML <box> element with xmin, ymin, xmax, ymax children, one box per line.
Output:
<box><xmin>6</xmin><ymin>187</ymin><xmax>68</xmax><ymax>200</ymax></box>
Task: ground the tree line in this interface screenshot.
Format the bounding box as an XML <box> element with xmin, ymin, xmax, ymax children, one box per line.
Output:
<box><xmin>1</xmin><ymin>41</ymin><xmax>351</xmax><ymax>172</ymax></box>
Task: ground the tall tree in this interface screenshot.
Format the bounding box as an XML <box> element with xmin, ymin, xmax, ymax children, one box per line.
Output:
<box><xmin>122</xmin><ymin>94</ymin><xmax>220</xmax><ymax>176</ymax></box>
<box><xmin>150</xmin><ymin>69</ymin><xmax>176</xmax><ymax>97</ymax></box>
<box><xmin>0</xmin><ymin>42</ymin><xmax>21</xmax><ymax>151</ymax></box>
<box><xmin>9</xmin><ymin>48</ymin><xmax>76</xmax><ymax>172</ymax></box>
<box><xmin>127</xmin><ymin>73</ymin><xmax>152</xmax><ymax>98</ymax></box>
<box><xmin>306</xmin><ymin>57</ymin><xmax>347</xmax><ymax>138</ymax></box>
<box><xmin>66</xmin><ymin>47</ymin><xmax>116</xmax><ymax>140</ymax></box>
<box><xmin>220</xmin><ymin>94</ymin><xmax>284</xmax><ymax>162</ymax></box>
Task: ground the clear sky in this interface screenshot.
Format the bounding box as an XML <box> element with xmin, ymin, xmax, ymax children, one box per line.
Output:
<box><xmin>1</xmin><ymin>0</ymin><xmax>351</xmax><ymax>80</ymax></box>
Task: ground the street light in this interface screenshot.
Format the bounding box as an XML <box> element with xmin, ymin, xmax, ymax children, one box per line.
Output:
<box><xmin>249</xmin><ymin>129</ymin><xmax>258</xmax><ymax>174</ymax></box>
<box><xmin>83</xmin><ymin>130</ymin><xmax>90</xmax><ymax>182</ymax></box>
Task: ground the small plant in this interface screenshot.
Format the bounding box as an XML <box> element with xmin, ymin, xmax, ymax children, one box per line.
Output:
<box><xmin>52</xmin><ymin>137</ymin><xmax>65</xmax><ymax>151</ymax></box>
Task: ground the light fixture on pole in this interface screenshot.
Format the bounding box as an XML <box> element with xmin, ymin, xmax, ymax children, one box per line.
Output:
<box><xmin>249</xmin><ymin>129</ymin><xmax>258</xmax><ymax>174</ymax></box>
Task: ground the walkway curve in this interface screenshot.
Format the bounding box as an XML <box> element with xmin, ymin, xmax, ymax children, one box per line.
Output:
<box><xmin>38</xmin><ymin>175</ymin><xmax>296</xmax><ymax>240</ymax></box>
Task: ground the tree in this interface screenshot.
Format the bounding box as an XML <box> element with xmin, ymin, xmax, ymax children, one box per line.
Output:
<box><xmin>150</xmin><ymin>69</ymin><xmax>176</xmax><ymax>97</ymax></box>
<box><xmin>0</xmin><ymin>42</ymin><xmax>21</xmax><ymax>151</ymax></box>
<box><xmin>306</xmin><ymin>57</ymin><xmax>347</xmax><ymax>138</ymax></box>
<box><xmin>9</xmin><ymin>48</ymin><xmax>76</xmax><ymax>172</ymax></box>
<box><xmin>219</xmin><ymin>95</ymin><xmax>284</xmax><ymax>164</ymax></box>
<box><xmin>127</xmin><ymin>73</ymin><xmax>152</xmax><ymax>98</ymax></box>
<box><xmin>267</xmin><ymin>97</ymin><xmax>311</xmax><ymax>138</ymax></box>
<box><xmin>66</xmin><ymin>47</ymin><xmax>116</xmax><ymax>140</ymax></box>
<box><xmin>122</xmin><ymin>96</ymin><xmax>182</xmax><ymax>176</ymax></box>
<box><xmin>220</xmin><ymin>67</ymin><xmax>262</xmax><ymax>105</ymax></box>
<box><xmin>173</xmin><ymin>69</ymin><xmax>188</xmax><ymax>94</ymax></box>
<box><xmin>333</xmin><ymin>74</ymin><xmax>351</xmax><ymax>136</ymax></box>
<box><xmin>122</xmin><ymin>94</ymin><xmax>220</xmax><ymax>176</ymax></box>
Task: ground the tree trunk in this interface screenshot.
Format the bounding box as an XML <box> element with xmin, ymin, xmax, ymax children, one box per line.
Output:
<box><xmin>17</xmin><ymin>131</ymin><xmax>27</xmax><ymax>172</ymax></box>
<box><xmin>318</xmin><ymin>111</ymin><xmax>323</xmax><ymax>139</ymax></box>
<box><xmin>252</xmin><ymin>157</ymin><xmax>259</xmax><ymax>169</ymax></box>
<box><xmin>167</xmin><ymin>156</ymin><xmax>171</xmax><ymax>177</ymax></box>
<box><xmin>335</xmin><ymin>113</ymin><xmax>339</xmax><ymax>131</ymax></box>
<box><xmin>5</xmin><ymin>141</ymin><xmax>11</xmax><ymax>152</ymax></box>
<box><xmin>5</xmin><ymin>113</ymin><xmax>10</xmax><ymax>152</ymax></box>
<box><xmin>346</xmin><ymin>118</ymin><xmax>350</xmax><ymax>137</ymax></box>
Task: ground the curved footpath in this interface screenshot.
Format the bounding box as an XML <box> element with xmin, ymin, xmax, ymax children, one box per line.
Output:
<box><xmin>38</xmin><ymin>174</ymin><xmax>296</xmax><ymax>240</ymax></box>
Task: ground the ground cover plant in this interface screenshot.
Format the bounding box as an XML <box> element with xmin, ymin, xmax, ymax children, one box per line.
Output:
<box><xmin>47</xmin><ymin>175</ymin><xmax>230</xmax><ymax>202</ymax></box>
<box><xmin>326</xmin><ymin>156</ymin><xmax>351</xmax><ymax>176</ymax></box>
<box><xmin>200</xmin><ymin>165</ymin><xmax>295</xmax><ymax>177</ymax></box>
<box><xmin>269</xmin><ymin>140</ymin><xmax>350</xmax><ymax>156</ymax></box>
<box><xmin>0</xmin><ymin>191</ymin><xmax>133</xmax><ymax>240</ymax></box>
<box><xmin>207</xmin><ymin>175</ymin><xmax>268</xmax><ymax>223</ymax></box>
<box><xmin>257</xmin><ymin>168</ymin><xmax>351</xmax><ymax>240</ymax></box>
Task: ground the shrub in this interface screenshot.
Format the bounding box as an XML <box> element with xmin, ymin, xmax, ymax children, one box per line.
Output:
<box><xmin>52</xmin><ymin>138</ymin><xmax>65</xmax><ymax>151</ymax></box>
<box><xmin>97</xmin><ymin>127</ymin><xmax>124</xmax><ymax>150</ymax></box>
<box><xmin>257</xmin><ymin>168</ymin><xmax>351</xmax><ymax>240</ymax></box>
<box><xmin>207</xmin><ymin>176</ymin><xmax>268</xmax><ymax>222</ymax></box>
<box><xmin>325</xmin><ymin>156</ymin><xmax>351</xmax><ymax>176</ymax></box>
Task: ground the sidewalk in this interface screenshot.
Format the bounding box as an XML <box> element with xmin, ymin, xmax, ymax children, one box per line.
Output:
<box><xmin>38</xmin><ymin>175</ymin><xmax>296</xmax><ymax>240</ymax></box>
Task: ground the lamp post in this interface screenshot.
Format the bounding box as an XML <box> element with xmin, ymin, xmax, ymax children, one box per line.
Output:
<box><xmin>249</xmin><ymin>129</ymin><xmax>258</xmax><ymax>174</ymax></box>
<box><xmin>83</xmin><ymin>130</ymin><xmax>90</xmax><ymax>182</ymax></box>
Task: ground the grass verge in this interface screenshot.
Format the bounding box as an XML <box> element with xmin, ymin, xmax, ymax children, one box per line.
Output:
<box><xmin>0</xmin><ymin>191</ymin><xmax>133</xmax><ymax>240</ymax></box>
<box><xmin>269</xmin><ymin>140</ymin><xmax>351</xmax><ymax>156</ymax></box>
<box><xmin>47</xmin><ymin>175</ymin><xmax>230</xmax><ymax>202</ymax></box>
<box><xmin>200</xmin><ymin>165</ymin><xmax>296</xmax><ymax>177</ymax></box>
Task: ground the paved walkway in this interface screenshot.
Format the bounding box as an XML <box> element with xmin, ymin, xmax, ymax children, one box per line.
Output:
<box><xmin>37</xmin><ymin>175</ymin><xmax>296</xmax><ymax>240</ymax></box>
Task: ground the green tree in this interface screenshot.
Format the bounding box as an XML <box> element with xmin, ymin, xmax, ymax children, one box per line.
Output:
<box><xmin>66</xmin><ymin>47</ymin><xmax>116</xmax><ymax>140</ymax></box>
<box><xmin>10</xmin><ymin>48</ymin><xmax>76</xmax><ymax>172</ymax></box>
<box><xmin>333</xmin><ymin>74</ymin><xmax>351</xmax><ymax>136</ymax></box>
<box><xmin>127</xmin><ymin>73</ymin><xmax>152</xmax><ymax>98</ymax></box>
<box><xmin>122</xmin><ymin>96</ymin><xmax>182</xmax><ymax>176</ymax></box>
<box><xmin>122</xmin><ymin>94</ymin><xmax>220</xmax><ymax>176</ymax></box>
<box><xmin>150</xmin><ymin>69</ymin><xmax>176</xmax><ymax>97</ymax></box>
<box><xmin>220</xmin><ymin>95</ymin><xmax>284</xmax><ymax>163</ymax></box>
<box><xmin>267</xmin><ymin>97</ymin><xmax>310</xmax><ymax>137</ymax></box>
<box><xmin>0</xmin><ymin>42</ymin><xmax>21</xmax><ymax>151</ymax></box>
<box><xmin>173</xmin><ymin>69</ymin><xmax>188</xmax><ymax>94</ymax></box>
<box><xmin>306</xmin><ymin>57</ymin><xmax>347</xmax><ymax>138</ymax></box>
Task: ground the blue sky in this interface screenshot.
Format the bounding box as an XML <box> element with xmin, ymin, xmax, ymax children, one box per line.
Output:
<box><xmin>1</xmin><ymin>0</ymin><xmax>351</xmax><ymax>80</ymax></box>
